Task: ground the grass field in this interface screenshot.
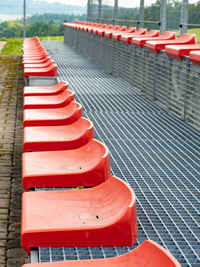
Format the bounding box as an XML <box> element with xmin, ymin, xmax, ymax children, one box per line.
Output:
<box><xmin>188</xmin><ymin>28</ymin><xmax>200</xmax><ymax>43</ymax></box>
<box><xmin>40</xmin><ymin>36</ymin><xmax>64</xmax><ymax>41</ymax></box>
<box><xmin>1</xmin><ymin>39</ymin><xmax>23</xmax><ymax>56</ymax></box>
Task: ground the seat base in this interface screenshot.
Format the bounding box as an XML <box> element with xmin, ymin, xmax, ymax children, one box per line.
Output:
<box><xmin>22</xmin><ymin>139</ymin><xmax>110</xmax><ymax>190</ymax></box>
<box><xmin>21</xmin><ymin>177</ymin><xmax>137</xmax><ymax>254</ymax></box>
<box><xmin>23</xmin><ymin>118</ymin><xmax>94</xmax><ymax>152</ymax></box>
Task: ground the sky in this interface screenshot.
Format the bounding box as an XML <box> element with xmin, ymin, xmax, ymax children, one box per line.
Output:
<box><xmin>45</xmin><ymin>0</ymin><xmax>158</xmax><ymax>8</ymax></box>
<box><xmin>45</xmin><ymin>0</ymin><xmax>199</xmax><ymax>7</ymax></box>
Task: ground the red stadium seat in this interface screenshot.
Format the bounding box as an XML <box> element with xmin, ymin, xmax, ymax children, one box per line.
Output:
<box><xmin>24</xmin><ymin>63</ymin><xmax>57</xmax><ymax>77</ymax></box>
<box><xmin>165</xmin><ymin>44</ymin><xmax>200</xmax><ymax>60</ymax></box>
<box><xmin>121</xmin><ymin>28</ymin><xmax>149</xmax><ymax>43</ymax></box>
<box><xmin>22</xmin><ymin>139</ymin><xmax>110</xmax><ymax>190</ymax></box>
<box><xmin>23</xmin><ymin>81</ymin><xmax>68</xmax><ymax>96</ymax></box>
<box><xmin>145</xmin><ymin>33</ymin><xmax>196</xmax><ymax>53</ymax></box>
<box><xmin>104</xmin><ymin>26</ymin><xmax>127</xmax><ymax>39</ymax></box>
<box><xmin>23</xmin><ymin>89</ymin><xmax>74</xmax><ymax>109</ymax></box>
<box><xmin>112</xmin><ymin>26</ymin><xmax>136</xmax><ymax>41</ymax></box>
<box><xmin>21</xmin><ymin>176</ymin><xmax>137</xmax><ymax>254</ymax></box>
<box><xmin>22</xmin><ymin>240</ymin><xmax>181</xmax><ymax>267</ymax></box>
<box><xmin>23</xmin><ymin>101</ymin><xmax>82</xmax><ymax>127</ymax></box>
<box><xmin>132</xmin><ymin>31</ymin><xmax>176</xmax><ymax>48</ymax></box>
<box><xmin>23</xmin><ymin>117</ymin><xmax>94</xmax><ymax>152</ymax></box>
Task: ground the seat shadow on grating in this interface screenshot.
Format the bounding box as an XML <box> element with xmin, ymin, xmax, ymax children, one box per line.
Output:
<box><xmin>33</xmin><ymin>41</ymin><xmax>200</xmax><ymax>267</ymax></box>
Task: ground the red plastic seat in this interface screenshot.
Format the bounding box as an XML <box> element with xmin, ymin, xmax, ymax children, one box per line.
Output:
<box><xmin>22</xmin><ymin>139</ymin><xmax>110</xmax><ymax>190</ymax></box>
<box><xmin>132</xmin><ymin>31</ymin><xmax>176</xmax><ymax>48</ymax></box>
<box><xmin>23</xmin><ymin>50</ymin><xmax>48</xmax><ymax>58</ymax></box>
<box><xmin>23</xmin><ymin>58</ymin><xmax>54</xmax><ymax>69</ymax></box>
<box><xmin>22</xmin><ymin>240</ymin><xmax>181</xmax><ymax>267</ymax></box>
<box><xmin>89</xmin><ymin>24</ymin><xmax>107</xmax><ymax>33</ymax></box>
<box><xmin>96</xmin><ymin>25</ymin><xmax>112</xmax><ymax>35</ymax></box>
<box><xmin>23</xmin><ymin>101</ymin><xmax>82</xmax><ymax>127</ymax></box>
<box><xmin>24</xmin><ymin>63</ymin><xmax>57</xmax><ymax>77</ymax></box>
<box><xmin>165</xmin><ymin>44</ymin><xmax>200</xmax><ymax>60</ymax></box>
<box><xmin>121</xmin><ymin>28</ymin><xmax>149</xmax><ymax>43</ymax></box>
<box><xmin>23</xmin><ymin>49</ymin><xmax>47</xmax><ymax>56</ymax></box>
<box><xmin>21</xmin><ymin>176</ymin><xmax>137</xmax><ymax>254</ymax></box>
<box><xmin>145</xmin><ymin>33</ymin><xmax>196</xmax><ymax>53</ymax></box>
<box><xmin>23</xmin><ymin>51</ymin><xmax>48</xmax><ymax>58</ymax></box>
<box><xmin>22</xmin><ymin>56</ymin><xmax>52</xmax><ymax>67</ymax></box>
<box><xmin>112</xmin><ymin>27</ymin><xmax>136</xmax><ymax>41</ymax></box>
<box><xmin>23</xmin><ymin>44</ymin><xmax>45</xmax><ymax>50</ymax></box>
<box><xmin>23</xmin><ymin>117</ymin><xmax>94</xmax><ymax>152</ymax></box>
<box><xmin>97</xmin><ymin>25</ymin><xmax>118</xmax><ymax>36</ymax></box>
<box><xmin>23</xmin><ymin>46</ymin><xmax>46</xmax><ymax>51</ymax></box>
<box><xmin>23</xmin><ymin>50</ymin><xmax>48</xmax><ymax>60</ymax></box>
<box><xmin>23</xmin><ymin>81</ymin><xmax>68</xmax><ymax>96</ymax></box>
<box><xmin>86</xmin><ymin>23</ymin><xmax>104</xmax><ymax>33</ymax></box>
<box><xmin>189</xmin><ymin>50</ymin><xmax>200</xmax><ymax>65</ymax></box>
<box><xmin>23</xmin><ymin>89</ymin><xmax>74</xmax><ymax>109</ymax></box>
<box><xmin>22</xmin><ymin>56</ymin><xmax>49</xmax><ymax>64</ymax></box>
<box><xmin>104</xmin><ymin>26</ymin><xmax>127</xmax><ymax>38</ymax></box>
<box><xmin>82</xmin><ymin>23</ymin><xmax>98</xmax><ymax>31</ymax></box>
<box><xmin>23</xmin><ymin>56</ymin><xmax>49</xmax><ymax>63</ymax></box>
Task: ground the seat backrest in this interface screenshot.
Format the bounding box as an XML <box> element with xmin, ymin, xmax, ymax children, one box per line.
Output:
<box><xmin>127</xmin><ymin>27</ymin><xmax>136</xmax><ymax>33</ymax></box>
<box><xmin>177</xmin><ymin>33</ymin><xmax>196</xmax><ymax>43</ymax></box>
<box><xmin>118</xmin><ymin>26</ymin><xmax>127</xmax><ymax>31</ymax></box>
<box><xmin>146</xmin><ymin>30</ymin><xmax>160</xmax><ymax>37</ymax></box>
<box><xmin>112</xmin><ymin>25</ymin><xmax>120</xmax><ymax>30</ymax></box>
<box><xmin>105</xmin><ymin>24</ymin><xmax>113</xmax><ymax>29</ymax></box>
<box><xmin>94</xmin><ymin>176</ymin><xmax>135</xmax><ymax>221</ymax></box>
<box><xmin>135</xmin><ymin>28</ymin><xmax>147</xmax><ymax>35</ymax></box>
<box><xmin>160</xmin><ymin>32</ymin><xmax>176</xmax><ymax>39</ymax></box>
<box><xmin>131</xmin><ymin>240</ymin><xmax>181</xmax><ymax>267</ymax></box>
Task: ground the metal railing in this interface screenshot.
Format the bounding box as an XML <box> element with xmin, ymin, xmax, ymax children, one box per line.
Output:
<box><xmin>64</xmin><ymin>27</ymin><xmax>200</xmax><ymax>130</ymax></box>
<box><xmin>87</xmin><ymin>0</ymin><xmax>193</xmax><ymax>34</ymax></box>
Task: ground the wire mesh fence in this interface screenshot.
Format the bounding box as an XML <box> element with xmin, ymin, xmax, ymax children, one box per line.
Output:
<box><xmin>87</xmin><ymin>0</ymin><xmax>200</xmax><ymax>36</ymax></box>
<box><xmin>64</xmin><ymin>26</ymin><xmax>200</xmax><ymax>130</ymax></box>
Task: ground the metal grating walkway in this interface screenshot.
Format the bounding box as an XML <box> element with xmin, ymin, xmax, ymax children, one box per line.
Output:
<box><xmin>37</xmin><ymin>41</ymin><xmax>200</xmax><ymax>267</ymax></box>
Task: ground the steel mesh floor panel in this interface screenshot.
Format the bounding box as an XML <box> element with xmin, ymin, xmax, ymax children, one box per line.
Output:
<box><xmin>36</xmin><ymin>41</ymin><xmax>200</xmax><ymax>267</ymax></box>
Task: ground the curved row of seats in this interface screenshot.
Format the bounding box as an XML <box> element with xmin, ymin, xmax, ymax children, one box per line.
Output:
<box><xmin>65</xmin><ymin>21</ymin><xmax>200</xmax><ymax>63</ymax></box>
<box><xmin>22</xmin><ymin>37</ymin><xmax>57</xmax><ymax>77</ymax></box>
<box><xmin>21</xmin><ymin>36</ymin><xmax>181</xmax><ymax>266</ymax></box>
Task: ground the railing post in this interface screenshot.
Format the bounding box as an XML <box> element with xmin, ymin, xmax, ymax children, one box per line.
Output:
<box><xmin>98</xmin><ymin>0</ymin><xmax>102</xmax><ymax>22</ymax></box>
<box><xmin>160</xmin><ymin>0</ymin><xmax>167</xmax><ymax>34</ymax></box>
<box><xmin>113</xmin><ymin>0</ymin><xmax>118</xmax><ymax>25</ymax></box>
<box><xmin>180</xmin><ymin>0</ymin><xmax>189</xmax><ymax>34</ymax></box>
<box><xmin>23</xmin><ymin>0</ymin><xmax>26</xmax><ymax>38</ymax></box>
<box><xmin>139</xmin><ymin>0</ymin><xmax>144</xmax><ymax>28</ymax></box>
<box><xmin>87</xmin><ymin>0</ymin><xmax>91</xmax><ymax>22</ymax></box>
<box><xmin>182</xmin><ymin>59</ymin><xmax>190</xmax><ymax>121</ymax></box>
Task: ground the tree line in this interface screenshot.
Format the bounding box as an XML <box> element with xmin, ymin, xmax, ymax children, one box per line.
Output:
<box><xmin>99</xmin><ymin>0</ymin><xmax>200</xmax><ymax>30</ymax></box>
<box><xmin>0</xmin><ymin>13</ymin><xmax>86</xmax><ymax>38</ymax></box>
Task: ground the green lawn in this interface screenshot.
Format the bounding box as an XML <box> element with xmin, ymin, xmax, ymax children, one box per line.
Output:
<box><xmin>188</xmin><ymin>28</ymin><xmax>200</xmax><ymax>43</ymax></box>
<box><xmin>40</xmin><ymin>36</ymin><xmax>64</xmax><ymax>41</ymax></box>
<box><xmin>1</xmin><ymin>39</ymin><xmax>23</xmax><ymax>56</ymax></box>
